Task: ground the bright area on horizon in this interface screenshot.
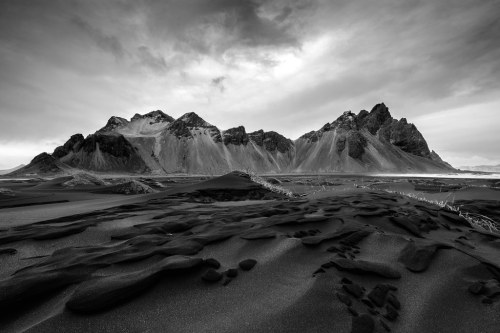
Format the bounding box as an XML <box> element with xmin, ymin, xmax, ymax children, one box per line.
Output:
<box><xmin>1</xmin><ymin>0</ymin><xmax>499</xmax><ymax>170</ymax></box>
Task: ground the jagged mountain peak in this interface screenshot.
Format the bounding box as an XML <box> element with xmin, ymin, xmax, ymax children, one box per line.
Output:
<box><xmin>131</xmin><ymin>110</ymin><xmax>174</xmax><ymax>123</ymax></box>
<box><xmin>97</xmin><ymin>110</ymin><xmax>174</xmax><ymax>136</ymax></box>
<box><xmin>297</xmin><ymin>102</ymin><xmax>438</xmax><ymax>162</ymax></box>
<box><xmin>223</xmin><ymin>126</ymin><xmax>249</xmax><ymax>146</ymax></box>
<box><xmin>167</xmin><ymin>112</ymin><xmax>219</xmax><ymax>139</ymax></box>
<box><xmin>332</xmin><ymin>111</ymin><xmax>358</xmax><ymax>131</ymax></box>
<box><xmin>52</xmin><ymin>134</ymin><xmax>85</xmax><ymax>158</ymax></box>
<box><xmin>357</xmin><ymin>102</ymin><xmax>392</xmax><ymax>135</ymax></box>
<box><xmin>176</xmin><ymin>112</ymin><xmax>213</xmax><ymax>128</ymax></box>
<box><xmin>370</xmin><ymin>102</ymin><xmax>390</xmax><ymax>114</ymax></box>
<box><xmin>99</xmin><ymin>116</ymin><xmax>129</xmax><ymax>133</ymax></box>
<box><xmin>248</xmin><ymin>130</ymin><xmax>293</xmax><ymax>153</ymax></box>
<box><xmin>10</xmin><ymin>152</ymin><xmax>64</xmax><ymax>176</ymax></box>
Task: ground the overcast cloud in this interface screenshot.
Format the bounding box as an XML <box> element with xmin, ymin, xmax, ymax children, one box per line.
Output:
<box><xmin>0</xmin><ymin>0</ymin><xmax>499</xmax><ymax>169</ymax></box>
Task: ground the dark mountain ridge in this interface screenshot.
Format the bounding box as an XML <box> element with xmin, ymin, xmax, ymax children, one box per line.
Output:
<box><xmin>11</xmin><ymin>103</ymin><xmax>454</xmax><ymax>176</ymax></box>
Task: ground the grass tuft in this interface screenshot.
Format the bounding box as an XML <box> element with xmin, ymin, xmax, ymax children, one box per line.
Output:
<box><xmin>380</xmin><ymin>189</ymin><xmax>499</xmax><ymax>233</ymax></box>
<box><xmin>238</xmin><ymin>169</ymin><xmax>294</xmax><ymax>198</ymax></box>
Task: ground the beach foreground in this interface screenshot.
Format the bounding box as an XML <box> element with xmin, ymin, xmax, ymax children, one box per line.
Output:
<box><xmin>0</xmin><ymin>172</ymin><xmax>499</xmax><ymax>333</ymax></box>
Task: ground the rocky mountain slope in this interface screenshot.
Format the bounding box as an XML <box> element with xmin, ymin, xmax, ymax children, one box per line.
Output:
<box><xmin>295</xmin><ymin>103</ymin><xmax>453</xmax><ymax>172</ymax></box>
<box><xmin>11</xmin><ymin>104</ymin><xmax>454</xmax><ymax>175</ymax></box>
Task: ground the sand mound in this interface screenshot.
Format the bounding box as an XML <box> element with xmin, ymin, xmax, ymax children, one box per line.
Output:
<box><xmin>62</xmin><ymin>173</ymin><xmax>108</xmax><ymax>187</ymax></box>
<box><xmin>167</xmin><ymin>171</ymin><xmax>290</xmax><ymax>202</ymax></box>
<box><xmin>108</xmin><ymin>180</ymin><xmax>156</xmax><ymax>195</ymax></box>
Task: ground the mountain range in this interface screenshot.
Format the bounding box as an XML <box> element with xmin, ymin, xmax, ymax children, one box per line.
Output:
<box><xmin>11</xmin><ymin>103</ymin><xmax>454</xmax><ymax>176</ymax></box>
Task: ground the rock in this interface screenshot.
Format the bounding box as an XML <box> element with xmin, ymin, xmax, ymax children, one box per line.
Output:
<box><xmin>204</xmin><ymin>258</ymin><xmax>221</xmax><ymax>269</ymax></box>
<box><xmin>357</xmin><ymin>103</ymin><xmax>391</xmax><ymax>135</ymax></box>
<box><xmin>222</xmin><ymin>126</ymin><xmax>249</xmax><ymax>146</ymax></box>
<box><xmin>377</xmin><ymin>112</ymin><xmax>432</xmax><ymax>158</ymax></box>
<box><xmin>351</xmin><ymin>313</ymin><xmax>375</xmax><ymax>333</ymax></box>
<box><xmin>202</xmin><ymin>269</ymin><xmax>223</xmax><ymax>282</ymax></box>
<box><xmin>248</xmin><ymin>130</ymin><xmax>293</xmax><ymax>153</ymax></box>
<box><xmin>239</xmin><ymin>259</ymin><xmax>257</xmax><ymax>271</ymax></box>
<box><xmin>346</xmin><ymin>131</ymin><xmax>368</xmax><ymax>159</ymax></box>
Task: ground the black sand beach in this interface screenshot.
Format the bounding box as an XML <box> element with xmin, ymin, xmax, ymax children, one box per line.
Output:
<box><xmin>0</xmin><ymin>172</ymin><xmax>499</xmax><ymax>332</ymax></box>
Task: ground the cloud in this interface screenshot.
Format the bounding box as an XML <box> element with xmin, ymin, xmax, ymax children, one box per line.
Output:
<box><xmin>0</xmin><ymin>0</ymin><xmax>499</xmax><ymax>168</ymax></box>
<box><xmin>211</xmin><ymin>76</ymin><xmax>226</xmax><ymax>92</ymax></box>
<box><xmin>274</xmin><ymin>6</ymin><xmax>293</xmax><ymax>23</ymax></box>
<box><xmin>71</xmin><ymin>16</ymin><xmax>125</xmax><ymax>59</ymax></box>
<box><xmin>136</xmin><ymin>46</ymin><xmax>168</xmax><ymax>73</ymax></box>
<box><xmin>141</xmin><ymin>0</ymin><xmax>304</xmax><ymax>64</ymax></box>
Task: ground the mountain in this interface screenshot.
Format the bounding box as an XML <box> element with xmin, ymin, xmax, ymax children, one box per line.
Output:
<box><xmin>459</xmin><ymin>164</ymin><xmax>500</xmax><ymax>173</ymax></box>
<box><xmin>0</xmin><ymin>164</ymin><xmax>25</xmax><ymax>175</ymax></box>
<box><xmin>11</xmin><ymin>103</ymin><xmax>454</xmax><ymax>176</ymax></box>
<box><xmin>8</xmin><ymin>153</ymin><xmax>68</xmax><ymax>176</ymax></box>
<box><xmin>294</xmin><ymin>103</ymin><xmax>453</xmax><ymax>172</ymax></box>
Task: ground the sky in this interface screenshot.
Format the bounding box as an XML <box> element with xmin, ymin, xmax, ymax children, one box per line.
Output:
<box><xmin>1</xmin><ymin>0</ymin><xmax>499</xmax><ymax>170</ymax></box>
